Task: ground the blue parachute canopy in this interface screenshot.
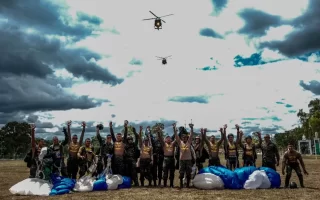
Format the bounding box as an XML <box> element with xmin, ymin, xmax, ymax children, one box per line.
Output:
<box><xmin>258</xmin><ymin>167</ymin><xmax>281</xmax><ymax>188</ymax></box>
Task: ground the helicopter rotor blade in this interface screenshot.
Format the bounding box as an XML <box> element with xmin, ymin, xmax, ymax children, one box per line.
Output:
<box><xmin>159</xmin><ymin>14</ymin><xmax>174</xmax><ymax>18</ymax></box>
<box><xmin>155</xmin><ymin>56</ymin><xmax>163</xmax><ymax>59</ymax></box>
<box><xmin>165</xmin><ymin>55</ymin><xmax>172</xmax><ymax>58</ymax></box>
<box><xmin>161</xmin><ymin>19</ymin><xmax>166</xmax><ymax>23</ymax></box>
<box><xmin>149</xmin><ymin>11</ymin><xmax>159</xmax><ymax>18</ymax></box>
<box><xmin>142</xmin><ymin>18</ymin><xmax>156</xmax><ymax>21</ymax></box>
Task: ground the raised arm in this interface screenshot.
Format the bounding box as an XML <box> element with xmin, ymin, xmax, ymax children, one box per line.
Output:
<box><xmin>109</xmin><ymin>122</ymin><xmax>116</xmax><ymax>142</ymax></box>
<box><xmin>138</xmin><ymin>126</ymin><xmax>143</xmax><ymax>148</ymax></box>
<box><xmin>255</xmin><ymin>132</ymin><xmax>262</xmax><ymax>148</ymax></box>
<box><xmin>96</xmin><ymin>126</ymin><xmax>103</xmax><ymax>146</ymax></box>
<box><xmin>187</xmin><ymin>123</ymin><xmax>194</xmax><ymax>144</ymax></box>
<box><xmin>67</xmin><ymin>121</ymin><xmax>71</xmax><ymax>145</ymax></box>
<box><xmin>79</xmin><ymin>121</ymin><xmax>86</xmax><ymax>146</ymax></box>
<box><xmin>237</xmin><ymin>129</ymin><xmax>244</xmax><ymax>148</ymax></box>
<box><xmin>173</xmin><ymin>123</ymin><xmax>180</xmax><ymax>144</ymax></box>
<box><xmin>61</xmin><ymin>127</ymin><xmax>69</xmax><ymax>146</ymax></box>
<box><xmin>133</xmin><ymin>127</ymin><xmax>139</xmax><ymax>146</ymax></box>
<box><xmin>235</xmin><ymin>125</ymin><xmax>240</xmax><ymax>144</ymax></box>
<box><xmin>217</xmin><ymin>127</ymin><xmax>225</xmax><ymax>147</ymax></box>
<box><xmin>123</xmin><ymin>120</ymin><xmax>128</xmax><ymax>142</ymax></box>
<box><xmin>157</xmin><ymin>127</ymin><xmax>165</xmax><ymax>146</ymax></box>
<box><xmin>31</xmin><ymin>124</ymin><xmax>36</xmax><ymax>158</ymax></box>
<box><xmin>223</xmin><ymin>124</ymin><xmax>228</xmax><ymax>150</ymax></box>
<box><xmin>202</xmin><ymin>128</ymin><xmax>211</xmax><ymax>149</ymax></box>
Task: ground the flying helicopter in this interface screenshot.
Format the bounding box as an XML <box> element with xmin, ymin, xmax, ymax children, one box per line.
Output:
<box><xmin>143</xmin><ymin>11</ymin><xmax>174</xmax><ymax>30</ymax></box>
<box><xmin>156</xmin><ymin>55</ymin><xmax>172</xmax><ymax>65</ymax></box>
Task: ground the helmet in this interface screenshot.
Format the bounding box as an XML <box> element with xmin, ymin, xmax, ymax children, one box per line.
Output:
<box><xmin>96</xmin><ymin>124</ymin><xmax>104</xmax><ymax>130</ymax></box>
<box><xmin>289</xmin><ymin>182</ymin><xmax>297</xmax><ymax>189</ymax></box>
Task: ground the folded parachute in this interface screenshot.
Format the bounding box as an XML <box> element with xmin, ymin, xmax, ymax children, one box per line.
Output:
<box><xmin>9</xmin><ymin>178</ymin><xmax>53</xmax><ymax>196</ymax></box>
<box><xmin>195</xmin><ymin>166</ymin><xmax>280</xmax><ymax>190</ymax></box>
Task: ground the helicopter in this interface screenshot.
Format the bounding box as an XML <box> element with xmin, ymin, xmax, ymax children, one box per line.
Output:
<box><xmin>143</xmin><ymin>11</ymin><xmax>174</xmax><ymax>30</ymax></box>
<box><xmin>156</xmin><ymin>55</ymin><xmax>172</xmax><ymax>65</ymax></box>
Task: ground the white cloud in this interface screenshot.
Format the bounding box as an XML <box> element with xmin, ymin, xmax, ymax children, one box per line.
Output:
<box><xmin>38</xmin><ymin>0</ymin><xmax>320</xmax><ymax>135</ymax></box>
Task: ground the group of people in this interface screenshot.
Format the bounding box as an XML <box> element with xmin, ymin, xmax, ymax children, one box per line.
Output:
<box><xmin>24</xmin><ymin>121</ymin><xmax>309</xmax><ymax>189</ymax></box>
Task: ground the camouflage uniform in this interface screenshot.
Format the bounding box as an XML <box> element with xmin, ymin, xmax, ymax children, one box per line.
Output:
<box><xmin>283</xmin><ymin>150</ymin><xmax>304</xmax><ymax>187</ymax></box>
<box><xmin>150</xmin><ymin>135</ymin><xmax>164</xmax><ymax>186</ymax></box>
<box><xmin>162</xmin><ymin>155</ymin><xmax>175</xmax><ymax>186</ymax></box>
<box><xmin>124</xmin><ymin>134</ymin><xmax>139</xmax><ymax>186</ymax></box>
<box><xmin>139</xmin><ymin>158</ymin><xmax>152</xmax><ymax>185</ymax></box>
<box><xmin>261</xmin><ymin>142</ymin><xmax>280</xmax><ymax>171</ymax></box>
<box><xmin>29</xmin><ymin>146</ymin><xmax>41</xmax><ymax>178</ymax></box>
<box><xmin>49</xmin><ymin>130</ymin><xmax>68</xmax><ymax>176</ymax></box>
<box><xmin>110</xmin><ymin>127</ymin><xmax>127</xmax><ymax>176</ymax></box>
<box><xmin>78</xmin><ymin>146</ymin><xmax>95</xmax><ymax>178</ymax></box>
<box><xmin>96</xmin><ymin>134</ymin><xmax>114</xmax><ymax>175</ymax></box>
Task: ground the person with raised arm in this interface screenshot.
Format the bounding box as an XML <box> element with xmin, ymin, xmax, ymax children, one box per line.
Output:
<box><xmin>261</xmin><ymin>134</ymin><xmax>280</xmax><ymax>171</ymax></box>
<box><xmin>124</xmin><ymin>126</ymin><xmax>140</xmax><ymax>186</ymax></box>
<box><xmin>78</xmin><ymin>137</ymin><xmax>95</xmax><ymax>178</ymax></box>
<box><xmin>66</xmin><ymin>121</ymin><xmax>85</xmax><ymax>179</ymax></box>
<box><xmin>202</xmin><ymin>127</ymin><xmax>224</xmax><ymax>166</ymax></box>
<box><xmin>29</xmin><ymin>124</ymin><xmax>45</xmax><ymax>178</ymax></box>
<box><xmin>96</xmin><ymin>124</ymin><xmax>113</xmax><ymax>176</ymax></box>
<box><xmin>157</xmin><ymin>126</ymin><xmax>176</xmax><ymax>187</ymax></box>
<box><xmin>237</xmin><ymin>129</ymin><xmax>262</xmax><ymax>167</ymax></box>
<box><xmin>138</xmin><ymin>126</ymin><xmax>153</xmax><ymax>186</ymax></box>
<box><xmin>110</xmin><ymin>120</ymin><xmax>128</xmax><ymax>176</ymax></box>
<box><xmin>193</xmin><ymin>130</ymin><xmax>206</xmax><ymax>171</ymax></box>
<box><xmin>224</xmin><ymin>124</ymin><xmax>240</xmax><ymax>170</ymax></box>
<box><xmin>49</xmin><ymin>127</ymin><xmax>69</xmax><ymax>176</ymax></box>
<box><xmin>175</xmin><ymin>122</ymin><xmax>194</xmax><ymax>188</ymax></box>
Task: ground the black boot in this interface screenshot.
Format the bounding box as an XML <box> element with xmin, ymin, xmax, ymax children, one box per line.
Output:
<box><xmin>163</xmin><ymin>179</ymin><xmax>167</xmax><ymax>187</ymax></box>
<box><xmin>141</xmin><ymin>180</ymin><xmax>144</xmax><ymax>187</ymax></box>
<box><xmin>149</xmin><ymin>180</ymin><xmax>152</xmax><ymax>186</ymax></box>
<box><xmin>298</xmin><ymin>175</ymin><xmax>305</xmax><ymax>188</ymax></box>
<box><xmin>134</xmin><ymin>179</ymin><xmax>139</xmax><ymax>187</ymax></box>
<box><xmin>158</xmin><ymin>179</ymin><xmax>162</xmax><ymax>186</ymax></box>
<box><xmin>186</xmin><ymin>178</ymin><xmax>190</xmax><ymax>188</ymax></box>
<box><xmin>153</xmin><ymin>179</ymin><xmax>157</xmax><ymax>186</ymax></box>
<box><xmin>170</xmin><ymin>179</ymin><xmax>174</xmax><ymax>188</ymax></box>
<box><xmin>285</xmin><ymin>175</ymin><xmax>290</xmax><ymax>188</ymax></box>
<box><xmin>179</xmin><ymin>178</ymin><xmax>183</xmax><ymax>188</ymax></box>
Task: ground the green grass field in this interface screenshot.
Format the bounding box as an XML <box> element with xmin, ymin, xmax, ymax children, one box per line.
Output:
<box><xmin>1</xmin><ymin>156</ymin><xmax>319</xmax><ymax>200</ymax></box>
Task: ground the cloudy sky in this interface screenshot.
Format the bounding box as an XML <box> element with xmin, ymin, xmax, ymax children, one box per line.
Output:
<box><xmin>1</xmin><ymin>0</ymin><xmax>320</xmax><ymax>139</ymax></box>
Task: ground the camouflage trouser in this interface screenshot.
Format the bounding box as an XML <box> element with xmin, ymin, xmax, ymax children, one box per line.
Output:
<box><xmin>125</xmin><ymin>158</ymin><xmax>139</xmax><ymax>185</ymax></box>
<box><xmin>52</xmin><ymin>158</ymin><xmax>67</xmax><ymax>176</ymax></box>
<box><xmin>243</xmin><ymin>156</ymin><xmax>256</xmax><ymax>167</ymax></box>
<box><xmin>179</xmin><ymin>160</ymin><xmax>192</xmax><ymax>179</ymax></box>
<box><xmin>226</xmin><ymin>157</ymin><xmax>238</xmax><ymax>170</ymax></box>
<box><xmin>262</xmin><ymin>159</ymin><xmax>276</xmax><ymax>171</ymax></box>
<box><xmin>67</xmin><ymin>157</ymin><xmax>79</xmax><ymax>179</ymax></box>
<box><xmin>285</xmin><ymin>163</ymin><xmax>303</xmax><ymax>187</ymax></box>
<box><xmin>208</xmin><ymin>157</ymin><xmax>221</xmax><ymax>167</ymax></box>
<box><xmin>162</xmin><ymin>156</ymin><xmax>175</xmax><ymax>181</ymax></box>
<box><xmin>113</xmin><ymin>156</ymin><xmax>125</xmax><ymax>176</ymax></box>
<box><xmin>139</xmin><ymin>158</ymin><xmax>152</xmax><ymax>182</ymax></box>
<box><xmin>152</xmin><ymin>154</ymin><xmax>164</xmax><ymax>181</ymax></box>
<box><xmin>79</xmin><ymin>161</ymin><xmax>92</xmax><ymax>178</ymax></box>
<box><xmin>29</xmin><ymin>159</ymin><xmax>37</xmax><ymax>178</ymax></box>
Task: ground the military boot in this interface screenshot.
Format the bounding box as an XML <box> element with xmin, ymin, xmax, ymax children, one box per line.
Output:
<box><xmin>298</xmin><ymin>175</ymin><xmax>305</xmax><ymax>188</ymax></box>
<box><xmin>170</xmin><ymin>179</ymin><xmax>174</xmax><ymax>188</ymax></box>
<box><xmin>158</xmin><ymin>179</ymin><xmax>162</xmax><ymax>186</ymax></box>
<box><xmin>179</xmin><ymin>178</ymin><xmax>183</xmax><ymax>188</ymax></box>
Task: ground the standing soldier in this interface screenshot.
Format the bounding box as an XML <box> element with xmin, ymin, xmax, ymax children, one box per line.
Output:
<box><xmin>110</xmin><ymin>121</ymin><xmax>128</xmax><ymax>176</ymax></box>
<box><xmin>174</xmin><ymin>122</ymin><xmax>194</xmax><ymax>189</ymax></box>
<box><xmin>282</xmin><ymin>143</ymin><xmax>308</xmax><ymax>188</ymax></box>
<box><xmin>193</xmin><ymin>132</ymin><xmax>206</xmax><ymax>171</ymax></box>
<box><xmin>224</xmin><ymin>124</ymin><xmax>239</xmax><ymax>170</ymax></box>
<box><xmin>78</xmin><ymin>138</ymin><xmax>95</xmax><ymax>178</ymax></box>
<box><xmin>96</xmin><ymin>124</ymin><xmax>114</xmax><ymax>176</ymax></box>
<box><xmin>202</xmin><ymin>127</ymin><xmax>224</xmax><ymax>166</ymax></box>
<box><xmin>238</xmin><ymin>130</ymin><xmax>262</xmax><ymax>167</ymax></box>
<box><xmin>29</xmin><ymin>124</ymin><xmax>45</xmax><ymax>178</ymax></box>
<box><xmin>50</xmin><ymin>127</ymin><xmax>69</xmax><ymax>176</ymax></box>
<box><xmin>138</xmin><ymin>127</ymin><xmax>153</xmax><ymax>186</ymax></box>
<box><xmin>148</xmin><ymin>126</ymin><xmax>164</xmax><ymax>186</ymax></box>
<box><xmin>124</xmin><ymin>126</ymin><xmax>140</xmax><ymax>186</ymax></box>
<box><xmin>261</xmin><ymin>134</ymin><xmax>280</xmax><ymax>171</ymax></box>
<box><xmin>156</xmin><ymin>127</ymin><xmax>176</xmax><ymax>187</ymax></box>
<box><xmin>66</xmin><ymin>121</ymin><xmax>85</xmax><ymax>179</ymax></box>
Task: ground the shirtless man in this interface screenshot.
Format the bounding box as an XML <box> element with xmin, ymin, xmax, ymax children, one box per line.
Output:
<box><xmin>174</xmin><ymin>122</ymin><xmax>194</xmax><ymax>188</ymax></box>
<box><xmin>203</xmin><ymin>127</ymin><xmax>224</xmax><ymax>166</ymax></box>
<box><xmin>29</xmin><ymin>124</ymin><xmax>45</xmax><ymax>178</ymax></box>
<box><xmin>224</xmin><ymin>124</ymin><xmax>239</xmax><ymax>170</ymax></box>
<box><xmin>238</xmin><ymin>130</ymin><xmax>262</xmax><ymax>167</ymax></box>
<box><xmin>67</xmin><ymin>121</ymin><xmax>85</xmax><ymax>179</ymax></box>
<box><xmin>138</xmin><ymin>126</ymin><xmax>153</xmax><ymax>186</ymax></box>
<box><xmin>78</xmin><ymin>138</ymin><xmax>95</xmax><ymax>178</ymax></box>
<box><xmin>157</xmin><ymin>127</ymin><xmax>176</xmax><ymax>187</ymax></box>
<box><xmin>282</xmin><ymin>143</ymin><xmax>308</xmax><ymax>188</ymax></box>
<box><xmin>110</xmin><ymin>120</ymin><xmax>128</xmax><ymax>176</ymax></box>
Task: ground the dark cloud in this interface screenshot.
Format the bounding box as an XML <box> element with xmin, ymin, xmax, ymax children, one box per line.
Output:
<box><xmin>242</xmin><ymin>116</ymin><xmax>282</xmax><ymax>122</ymax></box>
<box><xmin>276</xmin><ymin>101</ymin><xmax>285</xmax><ymax>105</ymax></box>
<box><xmin>276</xmin><ymin>101</ymin><xmax>293</xmax><ymax>108</ymax></box>
<box><xmin>234</xmin><ymin>53</ymin><xmax>283</xmax><ymax>67</ymax></box>
<box><xmin>76</xmin><ymin>11</ymin><xmax>103</xmax><ymax>25</ymax></box>
<box><xmin>260</xmin><ymin>0</ymin><xmax>320</xmax><ymax>57</ymax></box>
<box><xmin>285</xmin><ymin>104</ymin><xmax>293</xmax><ymax>108</ymax></box>
<box><xmin>197</xmin><ymin>66</ymin><xmax>218</xmax><ymax>71</ymax></box>
<box><xmin>111</xmin><ymin>114</ymin><xmax>116</xmax><ymax>118</ymax></box>
<box><xmin>0</xmin><ymin>74</ymin><xmax>106</xmax><ymax>113</ymax></box>
<box><xmin>168</xmin><ymin>96</ymin><xmax>209</xmax><ymax>104</ymax></box>
<box><xmin>210</xmin><ymin>0</ymin><xmax>228</xmax><ymax>14</ymax></box>
<box><xmin>199</xmin><ymin>28</ymin><xmax>224</xmax><ymax>39</ymax></box>
<box><xmin>0</xmin><ymin>0</ymin><xmax>102</xmax><ymax>41</ymax></box>
<box><xmin>126</xmin><ymin>70</ymin><xmax>141</xmax><ymax>78</ymax></box>
<box><xmin>300</xmin><ymin>80</ymin><xmax>320</xmax><ymax>95</ymax></box>
<box><xmin>288</xmin><ymin>110</ymin><xmax>297</xmax><ymax>114</ymax></box>
<box><xmin>297</xmin><ymin>51</ymin><xmax>320</xmax><ymax>62</ymax></box>
<box><xmin>129</xmin><ymin>58</ymin><xmax>143</xmax><ymax>66</ymax></box>
<box><xmin>237</xmin><ymin>9</ymin><xmax>282</xmax><ymax>38</ymax></box>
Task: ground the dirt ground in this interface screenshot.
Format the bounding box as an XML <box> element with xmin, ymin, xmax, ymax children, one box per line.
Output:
<box><xmin>1</xmin><ymin>156</ymin><xmax>319</xmax><ymax>200</ymax></box>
